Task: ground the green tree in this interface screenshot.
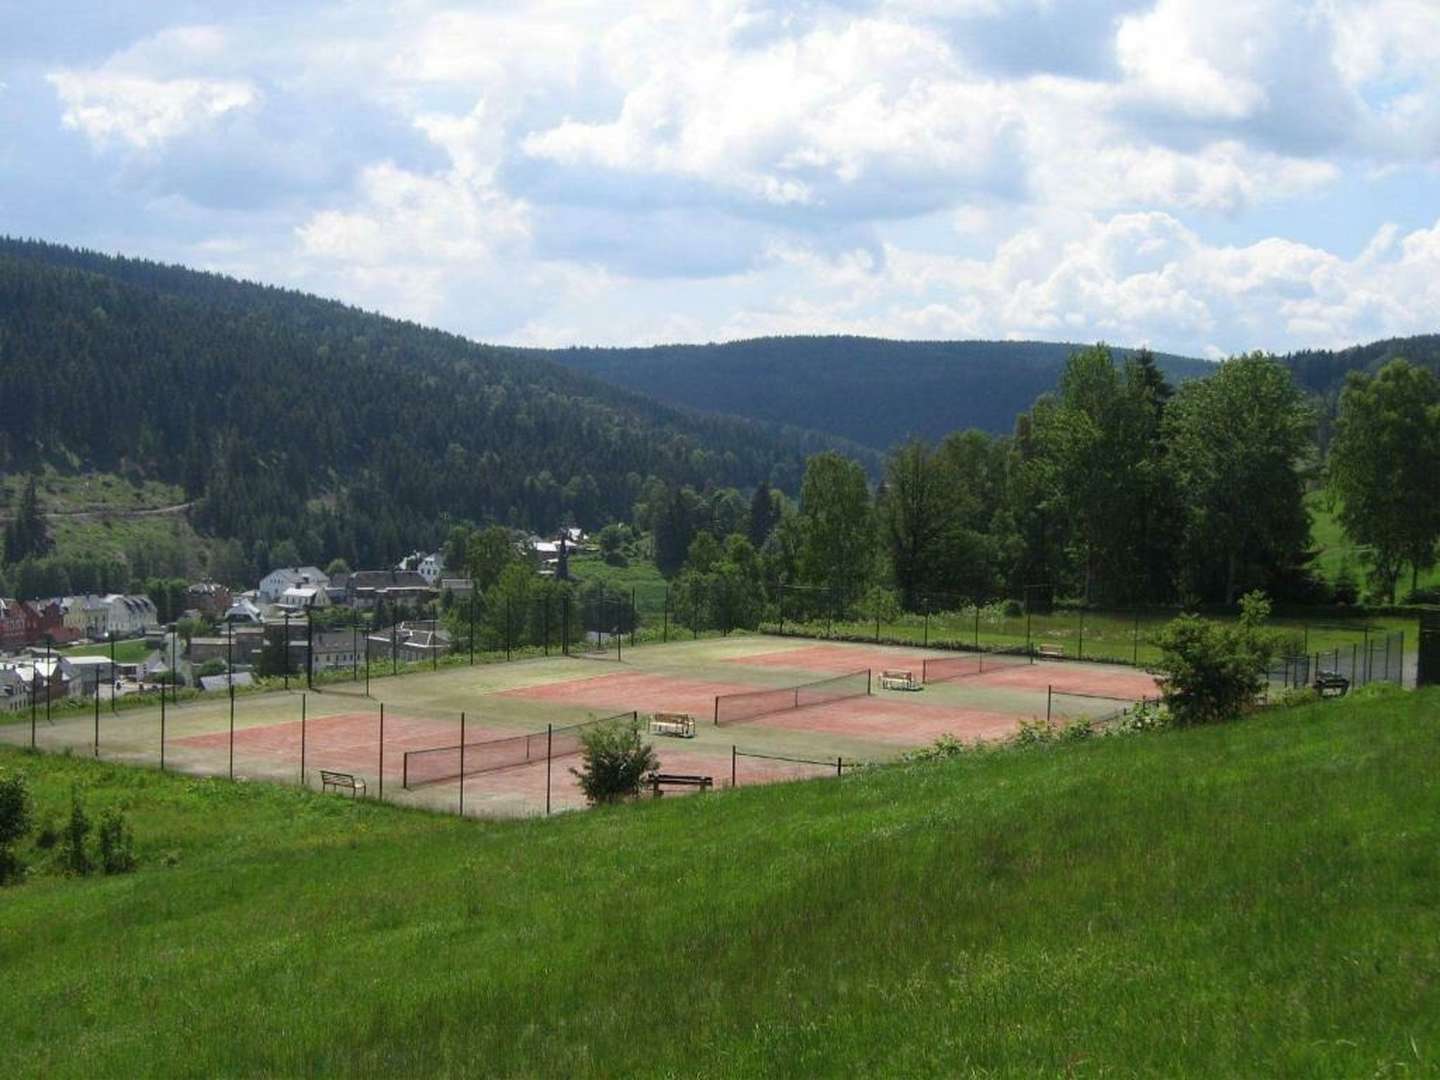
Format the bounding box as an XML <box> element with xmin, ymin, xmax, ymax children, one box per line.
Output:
<box><xmin>748</xmin><ymin>481</ymin><xmax>778</xmax><ymax>548</ymax></box>
<box><xmin>62</xmin><ymin>787</ymin><xmax>93</xmax><ymax>877</ymax></box>
<box><xmin>3</xmin><ymin>474</ymin><xmax>51</xmax><ymax>564</ymax></box>
<box><xmin>596</xmin><ymin>523</ymin><xmax>628</xmax><ymax>565</ymax></box>
<box><xmin>466</xmin><ymin>525</ymin><xmax>518</xmax><ymax>592</ymax></box>
<box><xmin>325</xmin><ymin>557</ymin><xmax>352</xmax><ymax>578</ymax></box>
<box><xmin>1152</xmin><ymin>591</ymin><xmax>1280</xmax><ymax>725</ymax></box>
<box><xmin>1165</xmin><ymin>353</ymin><xmax>1315</xmax><ymax>604</ymax></box>
<box><xmin>797</xmin><ymin>452</ymin><xmax>874</xmax><ymax>607</ymax></box>
<box><xmin>1327</xmin><ymin>359</ymin><xmax>1440</xmax><ymax>602</ymax></box>
<box><xmin>570</xmin><ymin>717</ymin><xmax>659</xmax><ymax>804</ymax></box>
<box><xmin>0</xmin><ymin>770</ymin><xmax>34</xmax><ymax>885</ymax></box>
<box><xmin>882</xmin><ymin>440</ymin><xmax>951</xmax><ymax>610</ymax></box>
<box><xmin>653</xmin><ymin>485</ymin><xmax>699</xmax><ymax>577</ymax></box>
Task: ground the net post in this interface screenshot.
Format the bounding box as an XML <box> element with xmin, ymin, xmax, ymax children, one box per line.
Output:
<box><xmin>545</xmin><ymin>723</ymin><xmax>553</xmax><ymax>815</ymax></box>
<box><xmin>459</xmin><ymin>711</ymin><xmax>466</xmax><ymax>817</ymax></box>
<box><xmin>378</xmin><ymin>702</ymin><xmax>384</xmax><ymax>801</ymax></box>
<box><xmin>714</xmin><ymin>695</ymin><xmax>720</xmax><ymax>726</ymax></box>
<box><xmin>836</xmin><ymin>756</ymin><xmax>842</xmax><ymax>778</ymax></box>
<box><xmin>732</xmin><ymin>744</ymin><xmax>737</xmax><ymax>788</ymax></box>
<box><xmin>867</xmin><ymin>668</ymin><xmax>872</xmax><ymax>696</ymax></box>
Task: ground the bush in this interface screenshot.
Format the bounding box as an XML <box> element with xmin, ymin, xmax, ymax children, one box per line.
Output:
<box><xmin>571</xmin><ymin>717</ymin><xmax>659</xmax><ymax>805</ymax></box>
<box><xmin>1105</xmin><ymin>700</ymin><xmax>1169</xmax><ymax>736</ymax></box>
<box><xmin>97</xmin><ymin>807</ymin><xmax>137</xmax><ymax>874</ymax></box>
<box><xmin>1152</xmin><ymin>590</ymin><xmax>1280</xmax><ymax>725</ymax></box>
<box><xmin>62</xmin><ymin>788</ymin><xmax>93</xmax><ymax>876</ymax></box>
<box><xmin>902</xmin><ymin>733</ymin><xmax>973</xmax><ymax>762</ymax></box>
<box><xmin>0</xmin><ymin>770</ymin><xmax>34</xmax><ymax>885</ymax></box>
<box><xmin>196</xmin><ymin>658</ymin><xmax>228</xmax><ymax>678</ymax></box>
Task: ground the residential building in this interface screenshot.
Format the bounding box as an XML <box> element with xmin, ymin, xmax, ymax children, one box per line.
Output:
<box><xmin>61</xmin><ymin>594</ymin><xmax>110</xmax><ymax>639</ymax></box>
<box><xmin>186</xmin><ymin>581</ymin><xmax>233</xmax><ymax>619</ymax></box>
<box><xmin>347</xmin><ymin>569</ymin><xmax>435</xmax><ymax>609</ymax></box>
<box><xmin>224</xmin><ymin>596</ymin><xmax>264</xmax><ymax>624</ymax></box>
<box><xmin>288</xmin><ymin>629</ymin><xmax>367</xmax><ymax>674</ymax></box>
<box><xmin>365</xmin><ymin>622</ymin><xmax>451</xmax><ymax>665</ymax></box>
<box><xmin>189</xmin><ymin>627</ymin><xmax>265</xmax><ymax>667</ymax></box>
<box><xmin>417</xmin><ymin>552</ymin><xmax>444</xmax><ymax>586</ymax></box>
<box><xmin>0</xmin><ymin>599</ymin><xmax>29</xmax><ymax>651</ymax></box>
<box><xmin>279</xmin><ymin>584</ymin><xmax>329</xmax><ymax>611</ymax></box>
<box><xmin>64</xmin><ymin>655</ymin><xmax>115</xmax><ymax>694</ymax></box>
<box><xmin>104</xmin><ymin>594</ymin><xmax>159</xmax><ymax>637</ymax></box>
<box><xmin>257</xmin><ymin>566</ymin><xmax>329</xmax><ymax>604</ymax></box>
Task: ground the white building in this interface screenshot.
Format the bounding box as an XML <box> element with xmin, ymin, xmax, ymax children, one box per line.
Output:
<box><xmin>104</xmin><ymin>595</ymin><xmax>159</xmax><ymax>637</ymax></box>
<box><xmin>279</xmin><ymin>585</ymin><xmax>330</xmax><ymax>610</ymax></box>
<box><xmin>62</xmin><ymin>595</ymin><xmax>110</xmax><ymax>639</ymax></box>
<box><xmin>225</xmin><ymin>597</ymin><xmax>264</xmax><ymax>624</ymax></box>
<box><xmin>418</xmin><ymin>553</ymin><xmax>444</xmax><ymax>586</ymax></box>
<box><xmin>257</xmin><ymin>567</ymin><xmax>329</xmax><ymax>604</ymax></box>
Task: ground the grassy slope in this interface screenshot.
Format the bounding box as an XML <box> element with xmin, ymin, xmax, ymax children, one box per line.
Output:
<box><xmin>567</xmin><ymin>549</ymin><xmax>670</xmax><ymax>615</ymax></box>
<box><xmin>1308</xmin><ymin>491</ymin><xmax>1440</xmax><ymax>593</ymax></box>
<box><xmin>2</xmin><ymin>686</ymin><xmax>1436</xmax><ymax>1076</ymax></box>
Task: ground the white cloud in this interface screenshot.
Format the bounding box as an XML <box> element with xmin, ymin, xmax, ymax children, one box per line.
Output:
<box><xmin>47</xmin><ymin>71</ymin><xmax>256</xmax><ymax>150</ymax></box>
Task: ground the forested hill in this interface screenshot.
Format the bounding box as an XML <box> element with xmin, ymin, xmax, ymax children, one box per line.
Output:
<box><xmin>1282</xmin><ymin>335</ymin><xmax>1440</xmax><ymax>399</ymax></box>
<box><xmin>537</xmin><ymin>337</ymin><xmax>1214</xmax><ymax>449</ymax></box>
<box><xmin>0</xmin><ymin>239</ymin><xmax>867</xmax><ymax>568</ymax></box>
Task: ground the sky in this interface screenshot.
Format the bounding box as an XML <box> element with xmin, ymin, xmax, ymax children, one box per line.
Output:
<box><xmin>2</xmin><ymin>0</ymin><xmax>1438</xmax><ymax>357</ymax></box>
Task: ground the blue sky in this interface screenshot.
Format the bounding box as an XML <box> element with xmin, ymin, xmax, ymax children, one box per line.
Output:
<box><xmin>2</xmin><ymin>0</ymin><xmax>1438</xmax><ymax>356</ymax></box>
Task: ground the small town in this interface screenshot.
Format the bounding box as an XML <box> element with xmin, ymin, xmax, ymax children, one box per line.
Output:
<box><xmin>0</xmin><ymin>528</ymin><xmax>591</xmax><ymax>711</ymax></box>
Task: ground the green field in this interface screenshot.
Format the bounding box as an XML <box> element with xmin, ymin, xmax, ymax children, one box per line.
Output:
<box><xmin>1</xmin><ymin>684</ymin><xmax>1434</xmax><ymax>1075</ymax></box>
<box><xmin>567</xmin><ymin>550</ymin><xmax>671</xmax><ymax>615</ymax></box>
<box><xmin>58</xmin><ymin>639</ymin><xmax>152</xmax><ymax>664</ymax></box>
<box><xmin>800</xmin><ymin>605</ymin><xmax>1415</xmax><ymax>671</ymax></box>
<box><xmin>1307</xmin><ymin>490</ymin><xmax>1440</xmax><ymax>595</ymax></box>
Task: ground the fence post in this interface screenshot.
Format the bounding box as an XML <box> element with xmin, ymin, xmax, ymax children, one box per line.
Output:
<box><xmin>1399</xmin><ymin>630</ymin><xmax>1405</xmax><ymax>687</ymax></box>
<box><xmin>632</xmin><ymin>588</ymin><xmax>637</xmax><ymax>648</ymax></box>
<box><xmin>1077</xmin><ymin>607</ymin><xmax>1085</xmax><ymax>660</ymax></box>
<box><xmin>1025</xmin><ymin>601</ymin><xmax>1033</xmax><ymax>655</ymax></box>
<box><xmin>563</xmin><ymin>595</ymin><xmax>571</xmax><ymax>656</ymax></box>
<box><xmin>1046</xmin><ymin>685</ymin><xmax>1052</xmax><ymax>726</ymax></box>
<box><xmin>378</xmin><ymin>703</ymin><xmax>384</xmax><ymax>801</ymax></box>
<box><xmin>160</xmin><ymin>686</ymin><xmax>166</xmax><ymax>771</ymax></box>
<box><xmin>545</xmin><ymin>723</ymin><xmax>553</xmax><ymax>815</ymax></box>
<box><xmin>836</xmin><ymin>756</ymin><xmax>843</xmax><ymax>778</ymax></box>
<box><xmin>300</xmin><ymin>693</ymin><xmax>307</xmax><ymax>786</ymax></box>
<box><xmin>93</xmin><ymin>680</ymin><xmax>100</xmax><ymax>758</ymax></box>
<box><xmin>307</xmin><ymin>610</ymin><xmax>314</xmax><ymax>689</ymax></box>
<box><xmin>391</xmin><ymin>623</ymin><xmax>397</xmax><ymax>676</ymax></box>
<box><xmin>663</xmin><ymin>587</ymin><xmax>669</xmax><ymax>643</ymax></box>
<box><xmin>1132</xmin><ymin>609</ymin><xmax>1140</xmax><ymax>667</ymax></box>
<box><xmin>110</xmin><ymin>631</ymin><xmax>117</xmax><ymax>714</ymax></box>
<box><xmin>365</xmin><ymin>631</ymin><xmax>371</xmax><ymax>697</ymax></box>
<box><xmin>228</xmin><ymin>675</ymin><xmax>235</xmax><ymax>779</ymax></box>
<box><xmin>469</xmin><ymin>589</ymin><xmax>476</xmax><ymax>664</ymax></box>
<box><xmin>779</xmin><ymin>584</ymin><xmax>786</xmax><ymax>636</ymax></box>
<box><xmin>29</xmin><ymin>677</ymin><xmax>35</xmax><ymax>750</ymax></box>
<box><xmin>924</xmin><ymin>596</ymin><xmax>930</xmax><ymax>648</ymax></box>
<box><xmin>459</xmin><ymin>711</ymin><xmax>466</xmax><ymax>817</ymax></box>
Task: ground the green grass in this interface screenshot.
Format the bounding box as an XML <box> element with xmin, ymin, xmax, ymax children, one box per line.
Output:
<box><xmin>58</xmin><ymin>640</ymin><xmax>152</xmax><ymax>664</ymax></box>
<box><xmin>807</xmin><ymin>606</ymin><xmax>1416</xmax><ymax>669</ymax></box>
<box><xmin>568</xmin><ymin>550</ymin><xmax>671</xmax><ymax>617</ymax></box>
<box><xmin>0</xmin><ymin>468</ymin><xmax>184</xmax><ymax>516</ymax></box>
<box><xmin>1307</xmin><ymin>490</ymin><xmax>1440</xmax><ymax>595</ymax></box>
<box><xmin>1</xmin><ymin>685</ymin><xmax>1436</xmax><ymax>1076</ymax></box>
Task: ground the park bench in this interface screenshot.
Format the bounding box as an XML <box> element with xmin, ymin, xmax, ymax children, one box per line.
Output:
<box><xmin>647</xmin><ymin>773</ymin><xmax>713</xmax><ymax>797</ymax></box>
<box><xmin>878</xmin><ymin>669</ymin><xmax>919</xmax><ymax>691</ymax></box>
<box><xmin>1313</xmin><ymin>671</ymin><xmax>1350</xmax><ymax>698</ymax></box>
<box><xmin>648</xmin><ymin>712</ymin><xmax>696</xmax><ymax>738</ymax></box>
<box><xmin>1036</xmin><ymin>644</ymin><xmax>1065</xmax><ymax>660</ymax></box>
<box><xmin>320</xmin><ymin>770</ymin><xmax>366</xmax><ymax>798</ymax></box>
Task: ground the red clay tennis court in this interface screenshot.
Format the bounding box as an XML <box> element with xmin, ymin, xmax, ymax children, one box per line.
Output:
<box><xmin>726</xmin><ymin>643</ymin><xmax>941</xmax><ymax>675</ymax></box>
<box><xmin>499</xmin><ymin>670</ymin><xmax>768</xmax><ymax>717</ymax></box>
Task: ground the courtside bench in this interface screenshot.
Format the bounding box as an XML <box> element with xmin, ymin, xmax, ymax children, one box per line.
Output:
<box><xmin>648</xmin><ymin>773</ymin><xmax>713</xmax><ymax>796</ymax></box>
<box><xmin>878</xmin><ymin>668</ymin><xmax>919</xmax><ymax>691</ymax></box>
<box><xmin>1313</xmin><ymin>671</ymin><xmax>1350</xmax><ymax>698</ymax></box>
<box><xmin>648</xmin><ymin>712</ymin><xmax>696</xmax><ymax>738</ymax></box>
<box><xmin>320</xmin><ymin>770</ymin><xmax>366</xmax><ymax>798</ymax></box>
<box><xmin>1036</xmin><ymin>644</ymin><xmax>1064</xmax><ymax>660</ymax></box>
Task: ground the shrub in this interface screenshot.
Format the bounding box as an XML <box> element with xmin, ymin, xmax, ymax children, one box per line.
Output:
<box><xmin>97</xmin><ymin>807</ymin><xmax>137</xmax><ymax>874</ymax></box>
<box><xmin>1105</xmin><ymin>700</ymin><xmax>1170</xmax><ymax>736</ymax></box>
<box><xmin>61</xmin><ymin>788</ymin><xmax>93</xmax><ymax>876</ymax></box>
<box><xmin>571</xmin><ymin>718</ymin><xmax>659</xmax><ymax>805</ymax></box>
<box><xmin>0</xmin><ymin>770</ymin><xmax>35</xmax><ymax>885</ymax></box>
<box><xmin>34</xmin><ymin>812</ymin><xmax>58</xmax><ymax>849</ymax></box>
<box><xmin>903</xmin><ymin>733</ymin><xmax>972</xmax><ymax>762</ymax></box>
<box><xmin>1152</xmin><ymin>590</ymin><xmax>1280</xmax><ymax>725</ymax></box>
<box><xmin>196</xmin><ymin>658</ymin><xmax>228</xmax><ymax>678</ymax></box>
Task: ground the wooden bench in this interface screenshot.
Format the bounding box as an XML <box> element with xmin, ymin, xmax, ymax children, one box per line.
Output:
<box><xmin>647</xmin><ymin>773</ymin><xmax>713</xmax><ymax>797</ymax></box>
<box><xmin>1036</xmin><ymin>644</ymin><xmax>1065</xmax><ymax>660</ymax></box>
<box><xmin>320</xmin><ymin>770</ymin><xmax>366</xmax><ymax>798</ymax></box>
<box><xmin>878</xmin><ymin>668</ymin><xmax>919</xmax><ymax>691</ymax></box>
<box><xmin>1313</xmin><ymin>671</ymin><xmax>1350</xmax><ymax>698</ymax></box>
<box><xmin>648</xmin><ymin>712</ymin><xmax>696</xmax><ymax>738</ymax></box>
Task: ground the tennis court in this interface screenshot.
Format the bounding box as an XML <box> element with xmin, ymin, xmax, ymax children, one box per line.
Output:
<box><xmin>0</xmin><ymin>633</ymin><xmax>1159</xmax><ymax>817</ymax></box>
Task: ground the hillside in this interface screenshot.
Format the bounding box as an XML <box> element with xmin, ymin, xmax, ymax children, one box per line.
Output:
<box><xmin>2</xmin><ymin>686</ymin><xmax>1435</xmax><ymax>1075</ymax></box>
<box><xmin>538</xmin><ymin>337</ymin><xmax>1214</xmax><ymax>448</ymax></box>
<box><xmin>0</xmin><ymin>239</ymin><xmax>874</xmax><ymax>572</ymax></box>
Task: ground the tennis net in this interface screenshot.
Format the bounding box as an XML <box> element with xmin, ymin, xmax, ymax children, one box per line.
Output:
<box><xmin>921</xmin><ymin>651</ymin><xmax>1030</xmax><ymax>685</ymax></box>
<box><xmin>713</xmin><ymin>668</ymin><xmax>871</xmax><ymax>727</ymax></box>
<box><xmin>402</xmin><ymin>710</ymin><xmax>638</xmax><ymax>789</ymax></box>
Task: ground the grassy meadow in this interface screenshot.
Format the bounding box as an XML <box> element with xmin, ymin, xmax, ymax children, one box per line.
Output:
<box><xmin>1</xmin><ymin>684</ymin><xmax>1436</xmax><ymax>1076</ymax></box>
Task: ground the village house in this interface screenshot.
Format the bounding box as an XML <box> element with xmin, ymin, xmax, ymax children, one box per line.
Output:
<box><xmin>347</xmin><ymin>569</ymin><xmax>435</xmax><ymax>609</ymax></box>
<box><xmin>104</xmin><ymin>594</ymin><xmax>159</xmax><ymax>637</ymax></box>
<box><xmin>257</xmin><ymin>566</ymin><xmax>329</xmax><ymax>604</ymax></box>
<box><xmin>186</xmin><ymin>581</ymin><xmax>233</xmax><ymax>619</ymax></box>
<box><xmin>61</xmin><ymin>594</ymin><xmax>110</xmax><ymax>640</ymax></box>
